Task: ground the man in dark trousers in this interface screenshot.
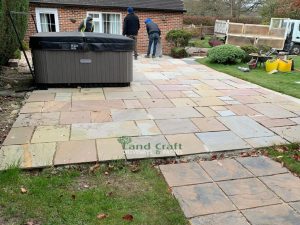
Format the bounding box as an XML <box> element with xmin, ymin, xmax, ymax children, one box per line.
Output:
<box><xmin>123</xmin><ymin>7</ymin><xmax>140</xmax><ymax>60</ymax></box>
<box><xmin>145</xmin><ymin>18</ymin><xmax>161</xmax><ymax>58</ymax></box>
<box><xmin>78</xmin><ymin>16</ymin><xmax>95</xmax><ymax>32</ymax></box>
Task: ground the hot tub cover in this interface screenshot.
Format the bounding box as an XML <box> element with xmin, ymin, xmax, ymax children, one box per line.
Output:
<box><xmin>30</xmin><ymin>32</ymin><xmax>135</xmax><ymax>52</ymax></box>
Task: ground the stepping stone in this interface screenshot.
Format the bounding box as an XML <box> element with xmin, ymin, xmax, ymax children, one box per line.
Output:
<box><xmin>200</xmin><ymin>159</ymin><xmax>253</xmax><ymax>181</ymax></box>
<box><xmin>192</xmin><ymin>97</ymin><xmax>226</xmax><ymax>107</ymax></box>
<box><xmin>105</xmin><ymin>91</ymin><xmax>151</xmax><ymax>100</ymax></box>
<box><xmin>195</xmin><ymin>107</ymin><xmax>218</xmax><ymax>117</ymax></box>
<box><xmin>170</xmin><ymin>98</ymin><xmax>197</xmax><ymax>107</ymax></box>
<box><xmin>236</xmin><ymin>156</ymin><xmax>288</xmax><ymax>176</ymax></box>
<box><xmin>31</xmin><ymin>125</ymin><xmax>70</xmax><ymax>143</ymax></box>
<box><xmin>111</xmin><ymin>109</ymin><xmax>150</xmax><ymax>121</ymax></box>
<box><xmin>71</xmin><ymin>121</ymin><xmax>140</xmax><ymax>140</ymax></box>
<box><xmin>248</xmin><ymin>103</ymin><xmax>296</xmax><ymax>119</ymax></box>
<box><xmin>3</xmin><ymin>127</ymin><xmax>35</xmax><ymax>146</ymax></box>
<box><xmin>148</xmin><ymin>107</ymin><xmax>202</xmax><ymax>119</ymax></box>
<box><xmin>218</xmin><ymin>178</ymin><xmax>281</xmax><ymax>209</ymax></box>
<box><xmin>271</xmin><ymin>125</ymin><xmax>300</xmax><ymax>142</ymax></box>
<box><xmin>139</xmin><ymin>99</ymin><xmax>174</xmax><ymax>108</ymax></box>
<box><xmin>20</xmin><ymin>102</ymin><xmax>44</xmax><ymax>114</ymax></box>
<box><xmin>190</xmin><ymin>211</ymin><xmax>250</xmax><ymax>225</ymax></box>
<box><xmin>96</xmin><ymin>138</ymin><xmax>125</xmax><ymax>161</ymax></box>
<box><xmin>160</xmin><ymin>163</ymin><xmax>211</xmax><ymax>187</ymax></box>
<box><xmin>136</xmin><ymin>120</ymin><xmax>161</xmax><ymax>136</ymax></box>
<box><xmin>156</xmin><ymin>119</ymin><xmax>199</xmax><ymax>134</ymax></box>
<box><xmin>0</xmin><ymin>143</ymin><xmax>56</xmax><ymax>170</ymax></box>
<box><xmin>54</xmin><ymin>140</ymin><xmax>97</xmax><ymax>165</ymax></box>
<box><xmin>218</xmin><ymin>116</ymin><xmax>274</xmax><ymax>138</ymax></box>
<box><xmin>260</xmin><ymin>173</ymin><xmax>300</xmax><ymax>202</ymax></box>
<box><xmin>192</xmin><ymin>118</ymin><xmax>228</xmax><ymax>132</ymax></box>
<box><xmin>60</xmin><ymin>111</ymin><xmax>91</xmax><ymax>124</ymax></box>
<box><xmin>124</xmin><ymin>135</ymin><xmax>175</xmax><ymax>159</ymax></box>
<box><xmin>290</xmin><ymin>202</ymin><xmax>300</xmax><ymax>213</ymax></box>
<box><xmin>242</xmin><ymin>204</ymin><xmax>300</xmax><ymax>225</ymax></box>
<box><xmin>166</xmin><ymin>134</ymin><xmax>207</xmax><ymax>155</ymax></box>
<box><xmin>13</xmin><ymin>113</ymin><xmax>60</xmax><ymax>127</ymax></box>
<box><xmin>91</xmin><ymin>110</ymin><xmax>112</xmax><ymax>123</ymax></box>
<box><xmin>27</xmin><ymin>93</ymin><xmax>55</xmax><ymax>102</ymax></box>
<box><xmin>196</xmin><ymin>131</ymin><xmax>250</xmax><ymax>152</ymax></box>
<box><xmin>173</xmin><ymin>183</ymin><xmax>236</xmax><ymax>218</ymax></box>
<box><xmin>124</xmin><ymin>100</ymin><xmax>143</xmax><ymax>109</ymax></box>
<box><xmin>245</xmin><ymin>136</ymin><xmax>288</xmax><ymax>148</ymax></box>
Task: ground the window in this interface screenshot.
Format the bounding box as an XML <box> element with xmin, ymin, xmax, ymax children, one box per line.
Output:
<box><xmin>87</xmin><ymin>12</ymin><xmax>121</xmax><ymax>35</ymax></box>
<box><xmin>36</xmin><ymin>8</ymin><xmax>59</xmax><ymax>32</ymax></box>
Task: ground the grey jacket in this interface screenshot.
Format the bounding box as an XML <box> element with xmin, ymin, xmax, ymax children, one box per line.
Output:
<box><xmin>146</xmin><ymin>22</ymin><xmax>161</xmax><ymax>36</ymax></box>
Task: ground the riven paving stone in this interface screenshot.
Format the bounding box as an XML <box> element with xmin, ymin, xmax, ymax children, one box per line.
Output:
<box><xmin>166</xmin><ymin>134</ymin><xmax>207</xmax><ymax>155</ymax></box>
<box><xmin>200</xmin><ymin>159</ymin><xmax>253</xmax><ymax>181</ymax></box>
<box><xmin>271</xmin><ymin>125</ymin><xmax>300</xmax><ymax>142</ymax></box>
<box><xmin>196</xmin><ymin>131</ymin><xmax>250</xmax><ymax>152</ymax></box>
<box><xmin>160</xmin><ymin>163</ymin><xmax>212</xmax><ymax>187</ymax></box>
<box><xmin>163</xmin><ymin>91</ymin><xmax>187</xmax><ymax>98</ymax></box>
<box><xmin>190</xmin><ymin>211</ymin><xmax>250</xmax><ymax>225</ymax></box>
<box><xmin>245</xmin><ymin>136</ymin><xmax>288</xmax><ymax>148</ymax></box>
<box><xmin>217</xmin><ymin>110</ymin><xmax>236</xmax><ymax>117</ymax></box>
<box><xmin>226</xmin><ymin>104</ymin><xmax>260</xmax><ymax>116</ymax></box>
<box><xmin>105</xmin><ymin>91</ymin><xmax>151</xmax><ymax>100</ymax></box>
<box><xmin>191</xmin><ymin>118</ymin><xmax>228</xmax><ymax>132</ymax></box>
<box><xmin>289</xmin><ymin>202</ymin><xmax>300</xmax><ymax>213</ymax></box>
<box><xmin>31</xmin><ymin>125</ymin><xmax>70</xmax><ymax>143</ymax></box>
<box><xmin>42</xmin><ymin>101</ymin><xmax>71</xmax><ymax>112</ymax></box>
<box><xmin>139</xmin><ymin>98</ymin><xmax>174</xmax><ymax>108</ymax></box>
<box><xmin>55</xmin><ymin>93</ymin><xmax>72</xmax><ymax>101</ymax></box>
<box><xmin>96</xmin><ymin>138</ymin><xmax>125</xmax><ymax>161</ymax></box>
<box><xmin>147</xmin><ymin>107</ymin><xmax>202</xmax><ymax>119</ymax></box>
<box><xmin>242</xmin><ymin>204</ymin><xmax>300</xmax><ymax>225</ymax></box>
<box><xmin>90</xmin><ymin>110</ymin><xmax>112</xmax><ymax>123</ymax></box>
<box><xmin>13</xmin><ymin>113</ymin><xmax>60</xmax><ymax>127</ymax></box>
<box><xmin>173</xmin><ymin>183</ymin><xmax>236</xmax><ymax>218</ymax></box>
<box><xmin>20</xmin><ymin>102</ymin><xmax>44</xmax><ymax>114</ymax></box>
<box><xmin>194</xmin><ymin>89</ymin><xmax>224</xmax><ymax>97</ymax></box>
<box><xmin>194</xmin><ymin>107</ymin><xmax>218</xmax><ymax>117</ymax></box>
<box><xmin>260</xmin><ymin>173</ymin><xmax>300</xmax><ymax>202</ymax></box>
<box><xmin>253</xmin><ymin>116</ymin><xmax>296</xmax><ymax>128</ymax></box>
<box><xmin>72</xmin><ymin>93</ymin><xmax>105</xmax><ymax>101</ymax></box>
<box><xmin>60</xmin><ymin>111</ymin><xmax>91</xmax><ymax>124</ymax></box>
<box><xmin>157</xmin><ymin>84</ymin><xmax>191</xmax><ymax>91</ymax></box>
<box><xmin>111</xmin><ymin>109</ymin><xmax>150</xmax><ymax>121</ymax></box>
<box><xmin>71</xmin><ymin>121</ymin><xmax>140</xmax><ymax>140</ymax></box>
<box><xmin>136</xmin><ymin>120</ymin><xmax>161</xmax><ymax>136</ymax></box>
<box><xmin>236</xmin><ymin>156</ymin><xmax>288</xmax><ymax>176</ymax></box>
<box><xmin>170</xmin><ymin>98</ymin><xmax>197</xmax><ymax>107</ymax></box>
<box><xmin>192</xmin><ymin>97</ymin><xmax>226</xmax><ymax>107</ymax></box>
<box><xmin>218</xmin><ymin>178</ymin><xmax>281</xmax><ymax>209</ymax></box>
<box><xmin>27</xmin><ymin>93</ymin><xmax>55</xmax><ymax>102</ymax></box>
<box><xmin>3</xmin><ymin>127</ymin><xmax>35</xmax><ymax>146</ymax></box>
<box><xmin>147</xmin><ymin>90</ymin><xmax>166</xmax><ymax>99</ymax></box>
<box><xmin>217</xmin><ymin>116</ymin><xmax>274</xmax><ymax>138</ymax></box>
<box><xmin>124</xmin><ymin>100</ymin><xmax>143</xmax><ymax>109</ymax></box>
<box><xmin>72</xmin><ymin>100</ymin><xmax>125</xmax><ymax>111</ymax></box>
<box><xmin>54</xmin><ymin>140</ymin><xmax>97</xmax><ymax>165</ymax></box>
<box><xmin>156</xmin><ymin>119</ymin><xmax>199</xmax><ymax>134</ymax></box>
<box><xmin>248</xmin><ymin>103</ymin><xmax>296</xmax><ymax>118</ymax></box>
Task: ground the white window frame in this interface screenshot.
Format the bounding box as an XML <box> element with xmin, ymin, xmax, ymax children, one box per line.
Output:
<box><xmin>35</xmin><ymin>8</ymin><xmax>60</xmax><ymax>33</ymax></box>
<box><xmin>87</xmin><ymin>11</ymin><xmax>122</xmax><ymax>35</ymax></box>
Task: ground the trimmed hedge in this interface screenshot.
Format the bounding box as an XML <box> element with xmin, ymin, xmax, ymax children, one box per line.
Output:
<box><xmin>208</xmin><ymin>44</ymin><xmax>246</xmax><ymax>64</ymax></box>
<box><xmin>183</xmin><ymin>16</ymin><xmax>262</xmax><ymax>26</ymax></box>
<box><xmin>166</xmin><ymin>30</ymin><xmax>192</xmax><ymax>47</ymax></box>
<box><xmin>0</xmin><ymin>0</ymin><xmax>29</xmax><ymax>66</ymax></box>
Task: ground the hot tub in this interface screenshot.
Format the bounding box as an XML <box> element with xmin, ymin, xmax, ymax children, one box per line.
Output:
<box><xmin>30</xmin><ymin>32</ymin><xmax>134</xmax><ymax>86</ymax></box>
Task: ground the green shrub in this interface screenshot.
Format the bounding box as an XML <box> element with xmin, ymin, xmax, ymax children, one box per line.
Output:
<box><xmin>166</xmin><ymin>30</ymin><xmax>192</xmax><ymax>47</ymax></box>
<box><xmin>13</xmin><ymin>49</ymin><xmax>21</xmax><ymax>59</ymax></box>
<box><xmin>208</xmin><ymin>44</ymin><xmax>246</xmax><ymax>64</ymax></box>
<box><xmin>22</xmin><ymin>40</ymin><xmax>30</xmax><ymax>51</ymax></box>
<box><xmin>257</xmin><ymin>45</ymin><xmax>272</xmax><ymax>53</ymax></box>
<box><xmin>171</xmin><ymin>47</ymin><xmax>189</xmax><ymax>58</ymax></box>
<box><xmin>241</xmin><ymin>45</ymin><xmax>259</xmax><ymax>62</ymax></box>
<box><xmin>0</xmin><ymin>0</ymin><xmax>29</xmax><ymax>66</ymax></box>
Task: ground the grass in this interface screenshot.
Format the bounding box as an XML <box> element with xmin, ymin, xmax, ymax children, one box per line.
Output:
<box><xmin>265</xmin><ymin>144</ymin><xmax>300</xmax><ymax>176</ymax></box>
<box><xmin>197</xmin><ymin>56</ymin><xmax>300</xmax><ymax>99</ymax></box>
<box><xmin>0</xmin><ymin>161</ymin><xmax>187</xmax><ymax>225</ymax></box>
<box><xmin>189</xmin><ymin>36</ymin><xmax>211</xmax><ymax>48</ymax></box>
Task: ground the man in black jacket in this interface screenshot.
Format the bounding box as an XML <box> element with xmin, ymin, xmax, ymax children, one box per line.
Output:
<box><xmin>123</xmin><ymin>7</ymin><xmax>140</xmax><ymax>60</ymax></box>
<box><xmin>145</xmin><ymin>18</ymin><xmax>161</xmax><ymax>58</ymax></box>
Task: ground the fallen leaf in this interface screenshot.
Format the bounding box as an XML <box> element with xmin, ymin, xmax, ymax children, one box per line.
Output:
<box><xmin>122</xmin><ymin>214</ymin><xmax>133</xmax><ymax>221</ymax></box>
<box><xmin>276</xmin><ymin>156</ymin><xmax>283</xmax><ymax>159</ymax></box>
<box><xmin>241</xmin><ymin>152</ymin><xmax>250</xmax><ymax>157</ymax></box>
<box><xmin>106</xmin><ymin>192</ymin><xmax>113</xmax><ymax>197</ymax></box>
<box><xmin>211</xmin><ymin>155</ymin><xmax>217</xmax><ymax>160</ymax></box>
<box><xmin>89</xmin><ymin>163</ymin><xmax>100</xmax><ymax>173</ymax></box>
<box><xmin>83</xmin><ymin>184</ymin><xmax>89</xmax><ymax>188</ymax></box>
<box><xmin>20</xmin><ymin>187</ymin><xmax>27</xmax><ymax>194</ymax></box>
<box><xmin>104</xmin><ymin>171</ymin><xmax>109</xmax><ymax>176</ymax></box>
<box><xmin>293</xmin><ymin>154</ymin><xmax>300</xmax><ymax>161</ymax></box>
<box><xmin>97</xmin><ymin>213</ymin><xmax>108</xmax><ymax>220</ymax></box>
<box><xmin>130</xmin><ymin>165</ymin><xmax>140</xmax><ymax>173</ymax></box>
<box><xmin>71</xmin><ymin>194</ymin><xmax>76</xmax><ymax>200</ymax></box>
<box><xmin>281</xmin><ymin>161</ymin><xmax>285</xmax><ymax>168</ymax></box>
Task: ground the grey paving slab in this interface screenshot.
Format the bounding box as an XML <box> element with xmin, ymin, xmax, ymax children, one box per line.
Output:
<box><xmin>271</xmin><ymin>125</ymin><xmax>300</xmax><ymax>143</ymax></box>
<box><xmin>160</xmin><ymin>163</ymin><xmax>212</xmax><ymax>187</ymax></box>
<box><xmin>190</xmin><ymin>211</ymin><xmax>250</xmax><ymax>225</ymax></box>
<box><xmin>242</xmin><ymin>204</ymin><xmax>300</xmax><ymax>225</ymax></box>
<box><xmin>3</xmin><ymin>127</ymin><xmax>35</xmax><ymax>146</ymax></box>
<box><xmin>196</xmin><ymin>131</ymin><xmax>251</xmax><ymax>152</ymax></box>
<box><xmin>236</xmin><ymin>156</ymin><xmax>289</xmax><ymax>176</ymax></box>
<box><xmin>147</xmin><ymin>107</ymin><xmax>202</xmax><ymax>119</ymax></box>
<box><xmin>245</xmin><ymin>136</ymin><xmax>289</xmax><ymax>148</ymax></box>
<box><xmin>156</xmin><ymin>119</ymin><xmax>199</xmax><ymax>134</ymax></box>
<box><xmin>217</xmin><ymin>116</ymin><xmax>274</xmax><ymax>139</ymax></box>
<box><xmin>248</xmin><ymin>103</ymin><xmax>296</xmax><ymax>119</ymax></box>
<box><xmin>31</xmin><ymin>125</ymin><xmax>70</xmax><ymax>143</ymax></box>
<box><xmin>289</xmin><ymin>201</ymin><xmax>300</xmax><ymax>213</ymax></box>
<box><xmin>260</xmin><ymin>173</ymin><xmax>300</xmax><ymax>202</ymax></box>
<box><xmin>218</xmin><ymin>178</ymin><xmax>281</xmax><ymax>209</ymax></box>
<box><xmin>200</xmin><ymin>159</ymin><xmax>253</xmax><ymax>181</ymax></box>
<box><xmin>111</xmin><ymin>109</ymin><xmax>150</xmax><ymax>121</ymax></box>
<box><xmin>13</xmin><ymin>113</ymin><xmax>60</xmax><ymax>127</ymax></box>
<box><xmin>173</xmin><ymin>183</ymin><xmax>236</xmax><ymax>218</ymax></box>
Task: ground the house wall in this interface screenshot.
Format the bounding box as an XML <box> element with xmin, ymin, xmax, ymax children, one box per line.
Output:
<box><xmin>26</xmin><ymin>4</ymin><xmax>184</xmax><ymax>54</ymax></box>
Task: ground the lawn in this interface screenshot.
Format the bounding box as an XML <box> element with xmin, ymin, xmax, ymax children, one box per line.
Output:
<box><xmin>189</xmin><ymin>36</ymin><xmax>212</xmax><ymax>48</ymax></box>
<box><xmin>197</xmin><ymin>57</ymin><xmax>300</xmax><ymax>99</ymax></box>
<box><xmin>0</xmin><ymin>161</ymin><xmax>187</xmax><ymax>225</ymax></box>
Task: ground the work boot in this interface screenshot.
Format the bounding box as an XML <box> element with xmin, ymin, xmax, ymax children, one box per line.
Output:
<box><xmin>134</xmin><ymin>56</ymin><xmax>138</xmax><ymax>60</ymax></box>
<box><xmin>152</xmin><ymin>55</ymin><xmax>156</xmax><ymax>58</ymax></box>
<box><xmin>145</xmin><ymin>55</ymin><xmax>150</xmax><ymax>58</ymax></box>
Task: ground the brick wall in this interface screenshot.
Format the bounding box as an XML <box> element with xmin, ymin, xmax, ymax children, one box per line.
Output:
<box><xmin>26</xmin><ymin>4</ymin><xmax>184</xmax><ymax>54</ymax></box>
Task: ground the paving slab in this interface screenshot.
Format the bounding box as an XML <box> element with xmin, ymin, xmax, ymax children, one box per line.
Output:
<box><xmin>226</xmin><ymin>104</ymin><xmax>260</xmax><ymax>116</ymax></box>
<box><xmin>165</xmin><ymin>133</ymin><xmax>208</xmax><ymax>155</ymax></box>
<box><xmin>55</xmin><ymin>93</ymin><xmax>72</xmax><ymax>101</ymax></box>
<box><xmin>218</xmin><ymin>116</ymin><xmax>274</xmax><ymax>138</ymax></box>
<box><xmin>54</xmin><ymin>140</ymin><xmax>97</xmax><ymax>165</ymax></box>
<box><xmin>31</xmin><ymin>125</ymin><xmax>70</xmax><ymax>143</ymax></box>
<box><xmin>105</xmin><ymin>91</ymin><xmax>151</xmax><ymax>100</ymax></box>
<box><xmin>217</xmin><ymin>110</ymin><xmax>236</xmax><ymax>117</ymax></box>
<box><xmin>72</xmin><ymin>93</ymin><xmax>105</xmax><ymax>101</ymax></box>
<box><xmin>96</xmin><ymin>138</ymin><xmax>125</xmax><ymax>161</ymax></box>
<box><xmin>139</xmin><ymin>98</ymin><xmax>174</xmax><ymax>108</ymax></box>
<box><xmin>253</xmin><ymin>116</ymin><xmax>296</xmax><ymax>128</ymax></box>
<box><xmin>196</xmin><ymin>131</ymin><xmax>251</xmax><ymax>152</ymax></box>
<box><xmin>173</xmin><ymin>183</ymin><xmax>236</xmax><ymax>218</ymax></box>
<box><xmin>148</xmin><ymin>107</ymin><xmax>202</xmax><ymax>119</ymax></box>
<box><xmin>236</xmin><ymin>156</ymin><xmax>288</xmax><ymax>176</ymax></box>
<box><xmin>71</xmin><ymin>100</ymin><xmax>125</xmax><ymax>111</ymax></box>
<box><xmin>245</xmin><ymin>136</ymin><xmax>289</xmax><ymax>148</ymax></box>
<box><xmin>289</xmin><ymin>201</ymin><xmax>300</xmax><ymax>213</ymax></box>
<box><xmin>242</xmin><ymin>204</ymin><xmax>300</xmax><ymax>225</ymax></box>
<box><xmin>13</xmin><ymin>113</ymin><xmax>60</xmax><ymax>127</ymax></box>
<box><xmin>200</xmin><ymin>159</ymin><xmax>253</xmax><ymax>181</ymax></box>
<box><xmin>290</xmin><ymin>117</ymin><xmax>300</xmax><ymax>124</ymax></box>
<box><xmin>192</xmin><ymin>97</ymin><xmax>226</xmax><ymax>106</ymax></box>
<box><xmin>162</xmin><ymin>91</ymin><xmax>186</xmax><ymax>98</ymax></box>
<box><xmin>124</xmin><ymin>100</ymin><xmax>143</xmax><ymax>109</ymax></box>
<box><xmin>170</xmin><ymin>98</ymin><xmax>197</xmax><ymax>107</ymax></box>
<box><xmin>156</xmin><ymin>119</ymin><xmax>199</xmax><ymax>134</ymax></box>
<box><xmin>271</xmin><ymin>125</ymin><xmax>300</xmax><ymax>143</ymax></box>
<box><xmin>3</xmin><ymin>127</ymin><xmax>35</xmax><ymax>146</ymax></box>
<box><xmin>42</xmin><ymin>101</ymin><xmax>71</xmax><ymax>112</ymax></box>
<box><xmin>194</xmin><ymin>107</ymin><xmax>218</xmax><ymax>117</ymax></box>
<box><xmin>90</xmin><ymin>110</ymin><xmax>112</xmax><ymax>123</ymax></box>
<box><xmin>136</xmin><ymin>120</ymin><xmax>161</xmax><ymax>136</ymax></box>
<box><xmin>111</xmin><ymin>109</ymin><xmax>150</xmax><ymax>121</ymax></box>
<box><xmin>191</xmin><ymin>118</ymin><xmax>228</xmax><ymax>132</ymax></box>
<box><xmin>20</xmin><ymin>102</ymin><xmax>44</xmax><ymax>114</ymax></box>
<box><xmin>260</xmin><ymin>173</ymin><xmax>300</xmax><ymax>202</ymax></box>
<box><xmin>190</xmin><ymin>211</ymin><xmax>250</xmax><ymax>225</ymax></box>
<box><xmin>218</xmin><ymin>178</ymin><xmax>281</xmax><ymax>209</ymax></box>
<box><xmin>248</xmin><ymin>103</ymin><xmax>296</xmax><ymax>119</ymax></box>
<box><xmin>60</xmin><ymin>111</ymin><xmax>91</xmax><ymax>124</ymax></box>
<box><xmin>27</xmin><ymin>93</ymin><xmax>55</xmax><ymax>102</ymax></box>
<box><xmin>160</xmin><ymin>163</ymin><xmax>212</xmax><ymax>187</ymax></box>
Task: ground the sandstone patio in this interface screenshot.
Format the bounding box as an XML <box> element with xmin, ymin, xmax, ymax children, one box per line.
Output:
<box><xmin>1</xmin><ymin>57</ymin><xmax>300</xmax><ymax>169</ymax></box>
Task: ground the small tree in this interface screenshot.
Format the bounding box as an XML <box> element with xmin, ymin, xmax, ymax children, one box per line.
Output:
<box><xmin>0</xmin><ymin>0</ymin><xmax>29</xmax><ymax>66</ymax></box>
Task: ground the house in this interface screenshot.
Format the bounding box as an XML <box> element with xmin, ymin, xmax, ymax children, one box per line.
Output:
<box><xmin>27</xmin><ymin>0</ymin><xmax>185</xmax><ymax>54</ymax></box>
